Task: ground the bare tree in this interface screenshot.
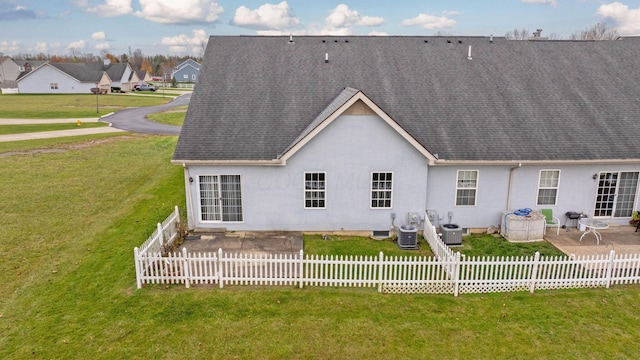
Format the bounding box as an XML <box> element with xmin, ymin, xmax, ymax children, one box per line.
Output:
<box><xmin>504</xmin><ymin>28</ymin><xmax>531</xmax><ymax>40</ymax></box>
<box><xmin>569</xmin><ymin>22</ymin><xmax>619</xmax><ymax>40</ymax></box>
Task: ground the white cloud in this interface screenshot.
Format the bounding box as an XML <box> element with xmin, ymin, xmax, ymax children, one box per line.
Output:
<box><xmin>67</xmin><ymin>40</ymin><xmax>85</xmax><ymax>50</ymax></box>
<box><xmin>95</xmin><ymin>43</ymin><xmax>110</xmax><ymax>51</ymax></box>
<box><xmin>136</xmin><ymin>0</ymin><xmax>224</xmax><ymax>24</ymax></box>
<box><xmin>321</xmin><ymin>4</ymin><xmax>384</xmax><ymax>35</ymax></box>
<box><xmin>0</xmin><ymin>41</ymin><xmax>20</xmax><ymax>53</ymax></box>
<box><xmin>92</xmin><ymin>31</ymin><xmax>106</xmax><ymax>40</ymax></box>
<box><xmin>232</xmin><ymin>1</ymin><xmax>300</xmax><ymax>30</ymax></box>
<box><xmin>442</xmin><ymin>10</ymin><xmax>462</xmax><ymax>16</ymax></box>
<box><xmin>35</xmin><ymin>42</ymin><xmax>48</xmax><ymax>53</ymax></box>
<box><xmin>161</xmin><ymin>29</ymin><xmax>208</xmax><ymax>54</ymax></box>
<box><xmin>402</xmin><ymin>13</ymin><xmax>456</xmax><ymax>30</ymax></box>
<box><xmin>85</xmin><ymin>0</ymin><xmax>133</xmax><ymax>17</ymax></box>
<box><xmin>325</xmin><ymin>4</ymin><xmax>384</xmax><ymax>28</ymax></box>
<box><xmin>598</xmin><ymin>2</ymin><xmax>640</xmax><ymax>35</ymax></box>
<box><xmin>521</xmin><ymin>0</ymin><xmax>557</xmax><ymax>7</ymax></box>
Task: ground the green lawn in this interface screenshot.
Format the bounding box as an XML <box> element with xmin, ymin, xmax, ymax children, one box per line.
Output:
<box><xmin>1</xmin><ymin>135</ymin><xmax>639</xmax><ymax>359</ymax></box>
<box><xmin>0</xmin><ymin>93</ymin><xmax>170</xmax><ymax>118</ymax></box>
<box><xmin>146</xmin><ymin>106</ymin><xmax>186</xmax><ymax>126</ymax></box>
<box><xmin>458</xmin><ymin>233</ymin><xmax>566</xmax><ymax>258</ymax></box>
<box><xmin>0</xmin><ymin>121</ymin><xmax>108</xmax><ymax>134</ymax></box>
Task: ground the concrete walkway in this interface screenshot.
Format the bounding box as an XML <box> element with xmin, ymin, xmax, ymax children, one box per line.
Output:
<box><xmin>0</xmin><ymin>124</ymin><xmax>125</xmax><ymax>142</ymax></box>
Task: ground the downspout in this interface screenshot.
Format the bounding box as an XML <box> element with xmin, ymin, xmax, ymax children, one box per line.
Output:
<box><xmin>506</xmin><ymin>163</ymin><xmax>522</xmax><ymax>211</ymax></box>
<box><xmin>183</xmin><ymin>163</ymin><xmax>195</xmax><ymax>230</ymax></box>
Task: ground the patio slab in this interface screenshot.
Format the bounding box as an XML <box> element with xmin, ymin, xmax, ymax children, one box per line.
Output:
<box><xmin>544</xmin><ymin>225</ymin><xmax>640</xmax><ymax>256</ymax></box>
<box><xmin>181</xmin><ymin>231</ymin><xmax>303</xmax><ymax>256</ymax></box>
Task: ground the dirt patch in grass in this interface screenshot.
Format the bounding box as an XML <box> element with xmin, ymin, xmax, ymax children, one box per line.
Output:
<box><xmin>0</xmin><ymin>135</ymin><xmax>140</xmax><ymax>158</ymax></box>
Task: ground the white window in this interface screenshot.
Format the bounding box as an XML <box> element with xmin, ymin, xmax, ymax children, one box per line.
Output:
<box><xmin>537</xmin><ymin>170</ymin><xmax>560</xmax><ymax>206</ymax></box>
<box><xmin>192</xmin><ymin>74</ymin><xmax>196</xmax><ymax>80</ymax></box>
<box><xmin>50</xmin><ymin>83</ymin><xmax>58</xmax><ymax>90</ymax></box>
<box><xmin>456</xmin><ymin>170</ymin><xmax>478</xmax><ymax>206</ymax></box>
<box><xmin>371</xmin><ymin>172</ymin><xmax>393</xmax><ymax>208</ymax></box>
<box><xmin>304</xmin><ymin>172</ymin><xmax>326</xmax><ymax>209</ymax></box>
<box><xmin>199</xmin><ymin>175</ymin><xmax>243</xmax><ymax>222</ymax></box>
<box><xmin>183</xmin><ymin>74</ymin><xmax>188</xmax><ymax>79</ymax></box>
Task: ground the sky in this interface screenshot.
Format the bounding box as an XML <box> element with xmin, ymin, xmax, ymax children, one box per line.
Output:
<box><xmin>1</xmin><ymin>0</ymin><xmax>639</xmax><ymax>57</ymax></box>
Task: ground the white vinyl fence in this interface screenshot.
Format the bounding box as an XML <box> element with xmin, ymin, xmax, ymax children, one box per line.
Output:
<box><xmin>134</xmin><ymin>208</ymin><xmax>640</xmax><ymax>295</ymax></box>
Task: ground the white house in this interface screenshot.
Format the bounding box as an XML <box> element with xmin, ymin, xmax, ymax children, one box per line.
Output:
<box><xmin>17</xmin><ymin>62</ymin><xmax>111</xmax><ymax>94</ymax></box>
<box><xmin>172</xmin><ymin>36</ymin><xmax>640</xmax><ymax>235</ymax></box>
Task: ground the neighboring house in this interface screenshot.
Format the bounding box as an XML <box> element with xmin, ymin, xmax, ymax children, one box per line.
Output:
<box><xmin>172</xmin><ymin>59</ymin><xmax>200</xmax><ymax>83</ymax></box>
<box><xmin>0</xmin><ymin>56</ymin><xmax>21</xmax><ymax>88</ymax></box>
<box><xmin>172</xmin><ymin>36</ymin><xmax>640</xmax><ymax>234</ymax></box>
<box><xmin>88</xmin><ymin>60</ymin><xmax>138</xmax><ymax>91</ymax></box>
<box><xmin>136</xmin><ymin>70</ymin><xmax>152</xmax><ymax>84</ymax></box>
<box><xmin>17</xmin><ymin>62</ymin><xmax>111</xmax><ymax>94</ymax></box>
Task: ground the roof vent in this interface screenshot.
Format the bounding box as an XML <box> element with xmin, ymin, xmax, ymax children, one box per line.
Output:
<box><xmin>322</xmin><ymin>39</ymin><xmax>326</xmax><ymax>43</ymax></box>
<box><xmin>334</xmin><ymin>39</ymin><xmax>338</xmax><ymax>43</ymax></box>
<box><xmin>325</xmin><ymin>53</ymin><xmax>329</xmax><ymax>63</ymax></box>
<box><xmin>424</xmin><ymin>40</ymin><xmax>428</xmax><ymax>43</ymax></box>
<box><xmin>345</xmin><ymin>39</ymin><xmax>349</xmax><ymax>43</ymax></box>
<box><xmin>489</xmin><ymin>34</ymin><xmax>493</xmax><ymax>43</ymax></box>
<box><xmin>447</xmin><ymin>39</ymin><xmax>451</xmax><ymax>43</ymax></box>
<box><xmin>467</xmin><ymin>45</ymin><xmax>472</xmax><ymax>60</ymax></box>
<box><xmin>288</xmin><ymin>34</ymin><xmax>294</xmax><ymax>43</ymax></box>
<box><xmin>458</xmin><ymin>40</ymin><xmax>462</xmax><ymax>44</ymax></box>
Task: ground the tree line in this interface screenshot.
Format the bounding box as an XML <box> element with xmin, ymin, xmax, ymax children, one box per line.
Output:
<box><xmin>6</xmin><ymin>48</ymin><xmax>201</xmax><ymax>77</ymax></box>
<box><xmin>505</xmin><ymin>23</ymin><xmax>620</xmax><ymax>40</ymax></box>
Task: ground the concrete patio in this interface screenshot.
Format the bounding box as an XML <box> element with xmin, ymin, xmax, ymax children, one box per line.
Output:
<box><xmin>181</xmin><ymin>231</ymin><xmax>303</xmax><ymax>256</ymax></box>
<box><xmin>544</xmin><ymin>224</ymin><xmax>640</xmax><ymax>256</ymax></box>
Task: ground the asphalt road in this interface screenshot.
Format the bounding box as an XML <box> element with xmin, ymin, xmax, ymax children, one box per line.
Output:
<box><xmin>102</xmin><ymin>93</ymin><xmax>189</xmax><ymax>135</ymax></box>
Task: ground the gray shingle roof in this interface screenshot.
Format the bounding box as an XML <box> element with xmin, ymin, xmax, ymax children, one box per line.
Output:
<box><xmin>48</xmin><ymin>62</ymin><xmax>105</xmax><ymax>82</ymax></box>
<box><xmin>173</xmin><ymin>36</ymin><xmax>640</xmax><ymax>162</ymax></box>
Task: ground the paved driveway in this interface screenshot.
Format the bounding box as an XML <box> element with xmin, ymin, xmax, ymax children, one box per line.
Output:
<box><xmin>103</xmin><ymin>93</ymin><xmax>188</xmax><ymax>135</ymax></box>
<box><xmin>0</xmin><ymin>93</ymin><xmax>188</xmax><ymax>142</ymax></box>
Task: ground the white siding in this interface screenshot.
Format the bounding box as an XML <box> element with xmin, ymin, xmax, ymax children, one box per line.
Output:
<box><xmin>186</xmin><ymin>113</ymin><xmax>429</xmax><ymax>231</ymax></box>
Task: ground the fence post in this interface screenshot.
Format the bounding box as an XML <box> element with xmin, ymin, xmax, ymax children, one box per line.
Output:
<box><xmin>299</xmin><ymin>249</ymin><xmax>304</xmax><ymax>289</ymax></box>
<box><xmin>605</xmin><ymin>250</ymin><xmax>616</xmax><ymax>288</ymax></box>
<box><xmin>218</xmin><ymin>248</ymin><xmax>224</xmax><ymax>289</ymax></box>
<box><xmin>529</xmin><ymin>252</ymin><xmax>540</xmax><ymax>294</ymax></box>
<box><xmin>182</xmin><ymin>247</ymin><xmax>190</xmax><ymax>289</ymax></box>
<box><xmin>378</xmin><ymin>252</ymin><xmax>384</xmax><ymax>293</ymax></box>
<box><xmin>157</xmin><ymin>223</ymin><xmax>164</xmax><ymax>246</ymax></box>
<box><xmin>453</xmin><ymin>252</ymin><xmax>461</xmax><ymax>297</ymax></box>
<box><xmin>134</xmin><ymin>247</ymin><xmax>142</xmax><ymax>289</ymax></box>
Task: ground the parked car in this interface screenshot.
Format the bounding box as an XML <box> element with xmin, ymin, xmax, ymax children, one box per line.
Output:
<box><xmin>136</xmin><ymin>84</ymin><xmax>156</xmax><ymax>92</ymax></box>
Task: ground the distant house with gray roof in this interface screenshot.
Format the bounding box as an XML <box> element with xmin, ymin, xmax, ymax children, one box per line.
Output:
<box><xmin>17</xmin><ymin>62</ymin><xmax>111</xmax><ymax>94</ymax></box>
<box><xmin>0</xmin><ymin>56</ymin><xmax>21</xmax><ymax>88</ymax></box>
<box><xmin>173</xmin><ymin>36</ymin><xmax>640</xmax><ymax>234</ymax></box>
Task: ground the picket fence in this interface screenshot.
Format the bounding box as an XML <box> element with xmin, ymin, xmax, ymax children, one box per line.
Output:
<box><xmin>134</xmin><ymin>208</ymin><xmax>640</xmax><ymax>295</ymax></box>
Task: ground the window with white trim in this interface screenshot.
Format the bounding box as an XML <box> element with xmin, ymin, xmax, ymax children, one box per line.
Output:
<box><xmin>199</xmin><ymin>175</ymin><xmax>243</xmax><ymax>222</ymax></box>
<box><xmin>50</xmin><ymin>83</ymin><xmax>58</xmax><ymax>90</ymax></box>
<box><xmin>537</xmin><ymin>170</ymin><xmax>560</xmax><ymax>206</ymax></box>
<box><xmin>304</xmin><ymin>172</ymin><xmax>326</xmax><ymax>208</ymax></box>
<box><xmin>456</xmin><ymin>170</ymin><xmax>478</xmax><ymax>206</ymax></box>
<box><xmin>183</xmin><ymin>74</ymin><xmax>188</xmax><ymax>79</ymax></box>
<box><xmin>371</xmin><ymin>172</ymin><xmax>393</xmax><ymax>208</ymax></box>
<box><xmin>192</xmin><ymin>74</ymin><xmax>196</xmax><ymax>80</ymax></box>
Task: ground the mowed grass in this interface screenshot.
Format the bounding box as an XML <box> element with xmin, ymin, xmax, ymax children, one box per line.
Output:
<box><xmin>0</xmin><ymin>121</ymin><xmax>108</xmax><ymax>134</ymax></box>
<box><xmin>146</xmin><ymin>105</ymin><xmax>187</xmax><ymax>126</ymax></box>
<box><xmin>458</xmin><ymin>233</ymin><xmax>567</xmax><ymax>258</ymax></box>
<box><xmin>0</xmin><ymin>135</ymin><xmax>640</xmax><ymax>358</ymax></box>
<box><xmin>305</xmin><ymin>234</ymin><xmax>435</xmax><ymax>257</ymax></box>
<box><xmin>0</xmin><ymin>93</ymin><xmax>170</xmax><ymax>118</ymax></box>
